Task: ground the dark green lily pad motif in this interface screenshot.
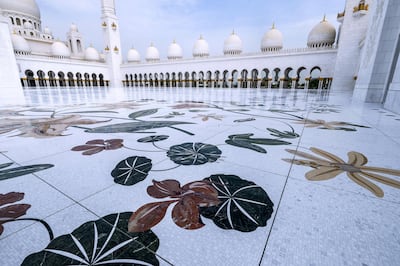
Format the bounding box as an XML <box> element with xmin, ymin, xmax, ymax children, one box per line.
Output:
<box><xmin>85</xmin><ymin>121</ymin><xmax>194</xmax><ymax>133</ymax></box>
<box><xmin>267</xmin><ymin>128</ymin><xmax>300</xmax><ymax>139</ymax></box>
<box><xmin>167</xmin><ymin>143</ymin><xmax>222</xmax><ymax>165</ymax></box>
<box><xmin>22</xmin><ymin>212</ymin><xmax>160</xmax><ymax>266</ymax></box>
<box><xmin>137</xmin><ymin>135</ymin><xmax>169</xmax><ymax>143</ymax></box>
<box><xmin>86</xmin><ymin>108</ymin><xmax>195</xmax><ymax>135</ymax></box>
<box><xmin>200</xmin><ymin>174</ymin><xmax>274</xmax><ymax>232</ymax></box>
<box><xmin>128</xmin><ymin>109</ymin><xmax>159</xmax><ymax>120</ymax></box>
<box><xmin>111</xmin><ymin>156</ymin><xmax>152</xmax><ymax>186</ymax></box>
<box><xmin>0</xmin><ymin>162</ymin><xmax>54</xmax><ymax>181</ymax></box>
<box><xmin>225</xmin><ymin>134</ymin><xmax>291</xmax><ymax>153</ymax></box>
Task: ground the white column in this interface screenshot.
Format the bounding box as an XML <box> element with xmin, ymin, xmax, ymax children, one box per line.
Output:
<box><xmin>0</xmin><ymin>15</ymin><xmax>25</xmax><ymax>105</ymax></box>
<box><xmin>101</xmin><ymin>0</ymin><xmax>123</xmax><ymax>88</ymax></box>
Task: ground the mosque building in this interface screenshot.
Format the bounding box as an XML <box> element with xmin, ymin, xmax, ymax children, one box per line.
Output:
<box><xmin>0</xmin><ymin>0</ymin><xmax>399</xmax><ymax>113</ymax></box>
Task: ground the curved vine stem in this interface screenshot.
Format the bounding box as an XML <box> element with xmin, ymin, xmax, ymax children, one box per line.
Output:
<box><xmin>2</xmin><ymin>218</ymin><xmax>54</xmax><ymax>241</ymax></box>
<box><xmin>123</xmin><ymin>146</ymin><xmax>164</xmax><ymax>153</ymax></box>
<box><xmin>209</xmin><ymin>103</ymin><xmax>305</xmax><ymax>121</ymax></box>
<box><xmin>151</xmin><ymin>164</ymin><xmax>181</xmax><ymax>172</ymax></box>
<box><xmin>152</xmin><ymin>142</ymin><xmax>168</xmax><ymax>151</ymax></box>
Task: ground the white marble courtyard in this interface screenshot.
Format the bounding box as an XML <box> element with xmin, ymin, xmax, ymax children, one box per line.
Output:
<box><xmin>1</xmin><ymin>87</ymin><xmax>399</xmax><ymax>265</ymax></box>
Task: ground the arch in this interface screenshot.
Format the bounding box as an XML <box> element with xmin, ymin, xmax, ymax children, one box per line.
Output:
<box><xmin>58</xmin><ymin>71</ymin><xmax>66</xmax><ymax>87</ymax></box>
<box><xmin>296</xmin><ymin>67</ymin><xmax>307</xmax><ymax>89</ymax></box>
<box><xmin>25</xmin><ymin>69</ymin><xmax>35</xmax><ymax>87</ymax></box>
<box><xmin>159</xmin><ymin>73</ymin><xmax>163</xmax><ymax>87</ymax></box>
<box><xmin>165</xmin><ymin>73</ymin><xmax>170</xmax><ymax>87</ymax></box>
<box><xmin>191</xmin><ymin>72</ymin><xmax>197</xmax><ymax>87</ymax></box>
<box><xmin>37</xmin><ymin>70</ymin><xmax>46</xmax><ymax>87</ymax></box>
<box><xmin>272</xmin><ymin>68</ymin><xmax>281</xmax><ymax>88</ymax></box>
<box><xmin>231</xmin><ymin>70</ymin><xmax>239</xmax><ymax>88</ymax></box>
<box><xmin>67</xmin><ymin>72</ymin><xmax>75</xmax><ymax>87</ymax></box>
<box><xmin>99</xmin><ymin>74</ymin><xmax>105</xmax><ymax>87</ymax></box>
<box><xmin>48</xmin><ymin>71</ymin><xmax>56</xmax><ymax>87</ymax></box>
<box><xmin>206</xmin><ymin>71</ymin><xmax>212</xmax><ymax>88</ymax></box>
<box><xmin>284</xmin><ymin>67</ymin><xmax>294</xmax><ymax>88</ymax></box>
<box><xmin>16</xmin><ymin>18</ymin><xmax>21</xmax><ymax>26</ymax></box>
<box><xmin>310</xmin><ymin>66</ymin><xmax>322</xmax><ymax>77</ymax></box>
<box><xmin>76</xmin><ymin>72</ymin><xmax>83</xmax><ymax>86</ymax></box>
<box><xmin>198</xmin><ymin>71</ymin><xmax>204</xmax><ymax>88</ymax></box>
<box><xmin>214</xmin><ymin>70</ymin><xmax>220</xmax><ymax>88</ymax></box>
<box><xmin>139</xmin><ymin>73</ymin><xmax>143</xmax><ymax>87</ymax></box>
<box><xmin>178</xmin><ymin>72</ymin><xmax>183</xmax><ymax>87</ymax></box>
<box><xmin>171</xmin><ymin>72</ymin><xmax>177</xmax><ymax>87</ymax></box>
<box><xmin>184</xmin><ymin>72</ymin><xmax>190</xmax><ymax>87</ymax></box>
<box><xmin>154</xmin><ymin>73</ymin><xmax>159</xmax><ymax>87</ymax></box>
<box><xmin>261</xmin><ymin>68</ymin><xmax>270</xmax><ymax>88</ymax></box>
<box><xmin>125</xmin><ymin>74</ymin><xmax>129</xmax><ymax>87</ymax></box>
<box><xmin>134</xmin><ymin>74</ymin><xmax>139</xmax><ymax>87</ymax></box>
<box><xmin>240</xmin><ymin>69</ymin><xmax>248</xmax><ymax>88</ymax></box>
<box><xmin>149</xmin><ymin>73</ymin><xmax>154</xmax><ymax>87</ymax></box>
<box><xmin>84</xmin><ymin>73</ymin><xmax>91</xmax><ymax>86</ymax></box>
<box><xmin>92</xmin><ymin>73</ymin><xmax>98</xmax><ymax>86</ymax></box>
<box><xmin>309</xmin><ymin>66</ymin><xmax>322</xmax><ymax>89</ymax></box>
<box><xmin>222</xmin><ymin>70</ymin><xmax>229</xmax><ymax>88</ymax></box>
<box><xmin>10</xmin><ymin>17</ymin><xmax>14</xmax><ymax>25</ymax></box>
<box><xmin>251</xmin><ymin>69</ymin><xmax>258</xmax><ymax>88</ymax></box>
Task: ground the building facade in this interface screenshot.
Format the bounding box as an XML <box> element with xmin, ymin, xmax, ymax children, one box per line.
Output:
<box><xmin>0</xmin><ymin>0</ymin><xmax>399</xmax><ymax>113</ymax></box>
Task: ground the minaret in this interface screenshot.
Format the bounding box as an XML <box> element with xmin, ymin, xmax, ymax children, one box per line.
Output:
<box><xmin>331</xmin><ymin>0</ymin><xmax>370</xmax><ymax>91</ymax></box>
<box><xmin>67</xmin><ymin>23</ymin><xmax>84</xmax><ymax>58</ymax></box>
<box><xmin>101</xmin><ymin>0</ymin><xmax>122</xmax><ymax>87</ymax></box>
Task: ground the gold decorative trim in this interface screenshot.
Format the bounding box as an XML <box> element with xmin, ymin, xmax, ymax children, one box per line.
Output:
<box><xmin>353</xmin><ymin>2</ymin><xmax>369</xmax><ymax>13</ymax></box>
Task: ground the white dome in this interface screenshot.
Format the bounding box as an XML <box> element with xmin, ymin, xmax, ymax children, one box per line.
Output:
<box><xmin>127</xmin><ymin>47</ymin><xmax>141</xmax><ymax>62</ymax></box>
<box><xmin>145</xmin><ymin>43</ymin><xmax>160</xmax><ymax>62</ymax></box>
<box><xmin>193</xmin><ymin>35</ymin><xmax>209</xmax><ymax>58</ymax></box>
<box><xmin>70</xmin><ymin>23</ymin><xmax>78</xmax><ymax>32</ymax></box>
<box><xmin>307</xmin><ymin>17</ymin><xmax>336</xmax><ymax>48</ymax></box>
<box><xmin>51</xmin><ymin>40</ymin><xmax>71</xmax><ymax>57</ymax></box>
<box><xmin>11</xmin><ymin>33</ymin><xmax>31</xmax><ymax>52</ymax></box>
<box><xmin>44</xmin><ymin>27</ymin><xmax>52</xmax><ymax>35</ymax></box>
<box><xmin>23</xmin><ymin>21</ymin><xmax>34</xmax><ymax>29</ymax></box>
<box><xmin>261</xmin><ymin>24</ymin><xmax>283</xmax><ymax>52</ymax></box>
<box><xmin>0</xmin><ymin>0</ymin><xmax>40</xmax><ymax>18</ymax></box>
<box><xmin>224</xmin><ymin>31</ymin><xmax>243</xmax><ymax>55</ymax></box>
<box><xmin>84</xmin><ymin>46</ymin><xmax>100</xmax><ymax>61</ymax></box>
<box><xmin>167</xmin><ymin>40</ymin><xmax>183</xmax><ymax>60</ymax></box>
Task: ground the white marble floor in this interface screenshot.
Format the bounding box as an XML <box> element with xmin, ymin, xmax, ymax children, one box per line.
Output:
<box><xmin>0</xmin><ymin>87</ymin><xmax>399</xmax><ymax>266</ymax></box>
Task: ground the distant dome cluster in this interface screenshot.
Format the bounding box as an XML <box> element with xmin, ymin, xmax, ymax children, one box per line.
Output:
<box><xmin>126</xmin><ymin>17</ymin><xmax>336</xmax><ymax>63</ymax></box>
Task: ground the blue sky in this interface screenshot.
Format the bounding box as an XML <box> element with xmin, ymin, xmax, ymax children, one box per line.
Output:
<box><xmin>36</xmin><ymin>0</ymin><xmax>346</xmax><ymax>60</ymax></box>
